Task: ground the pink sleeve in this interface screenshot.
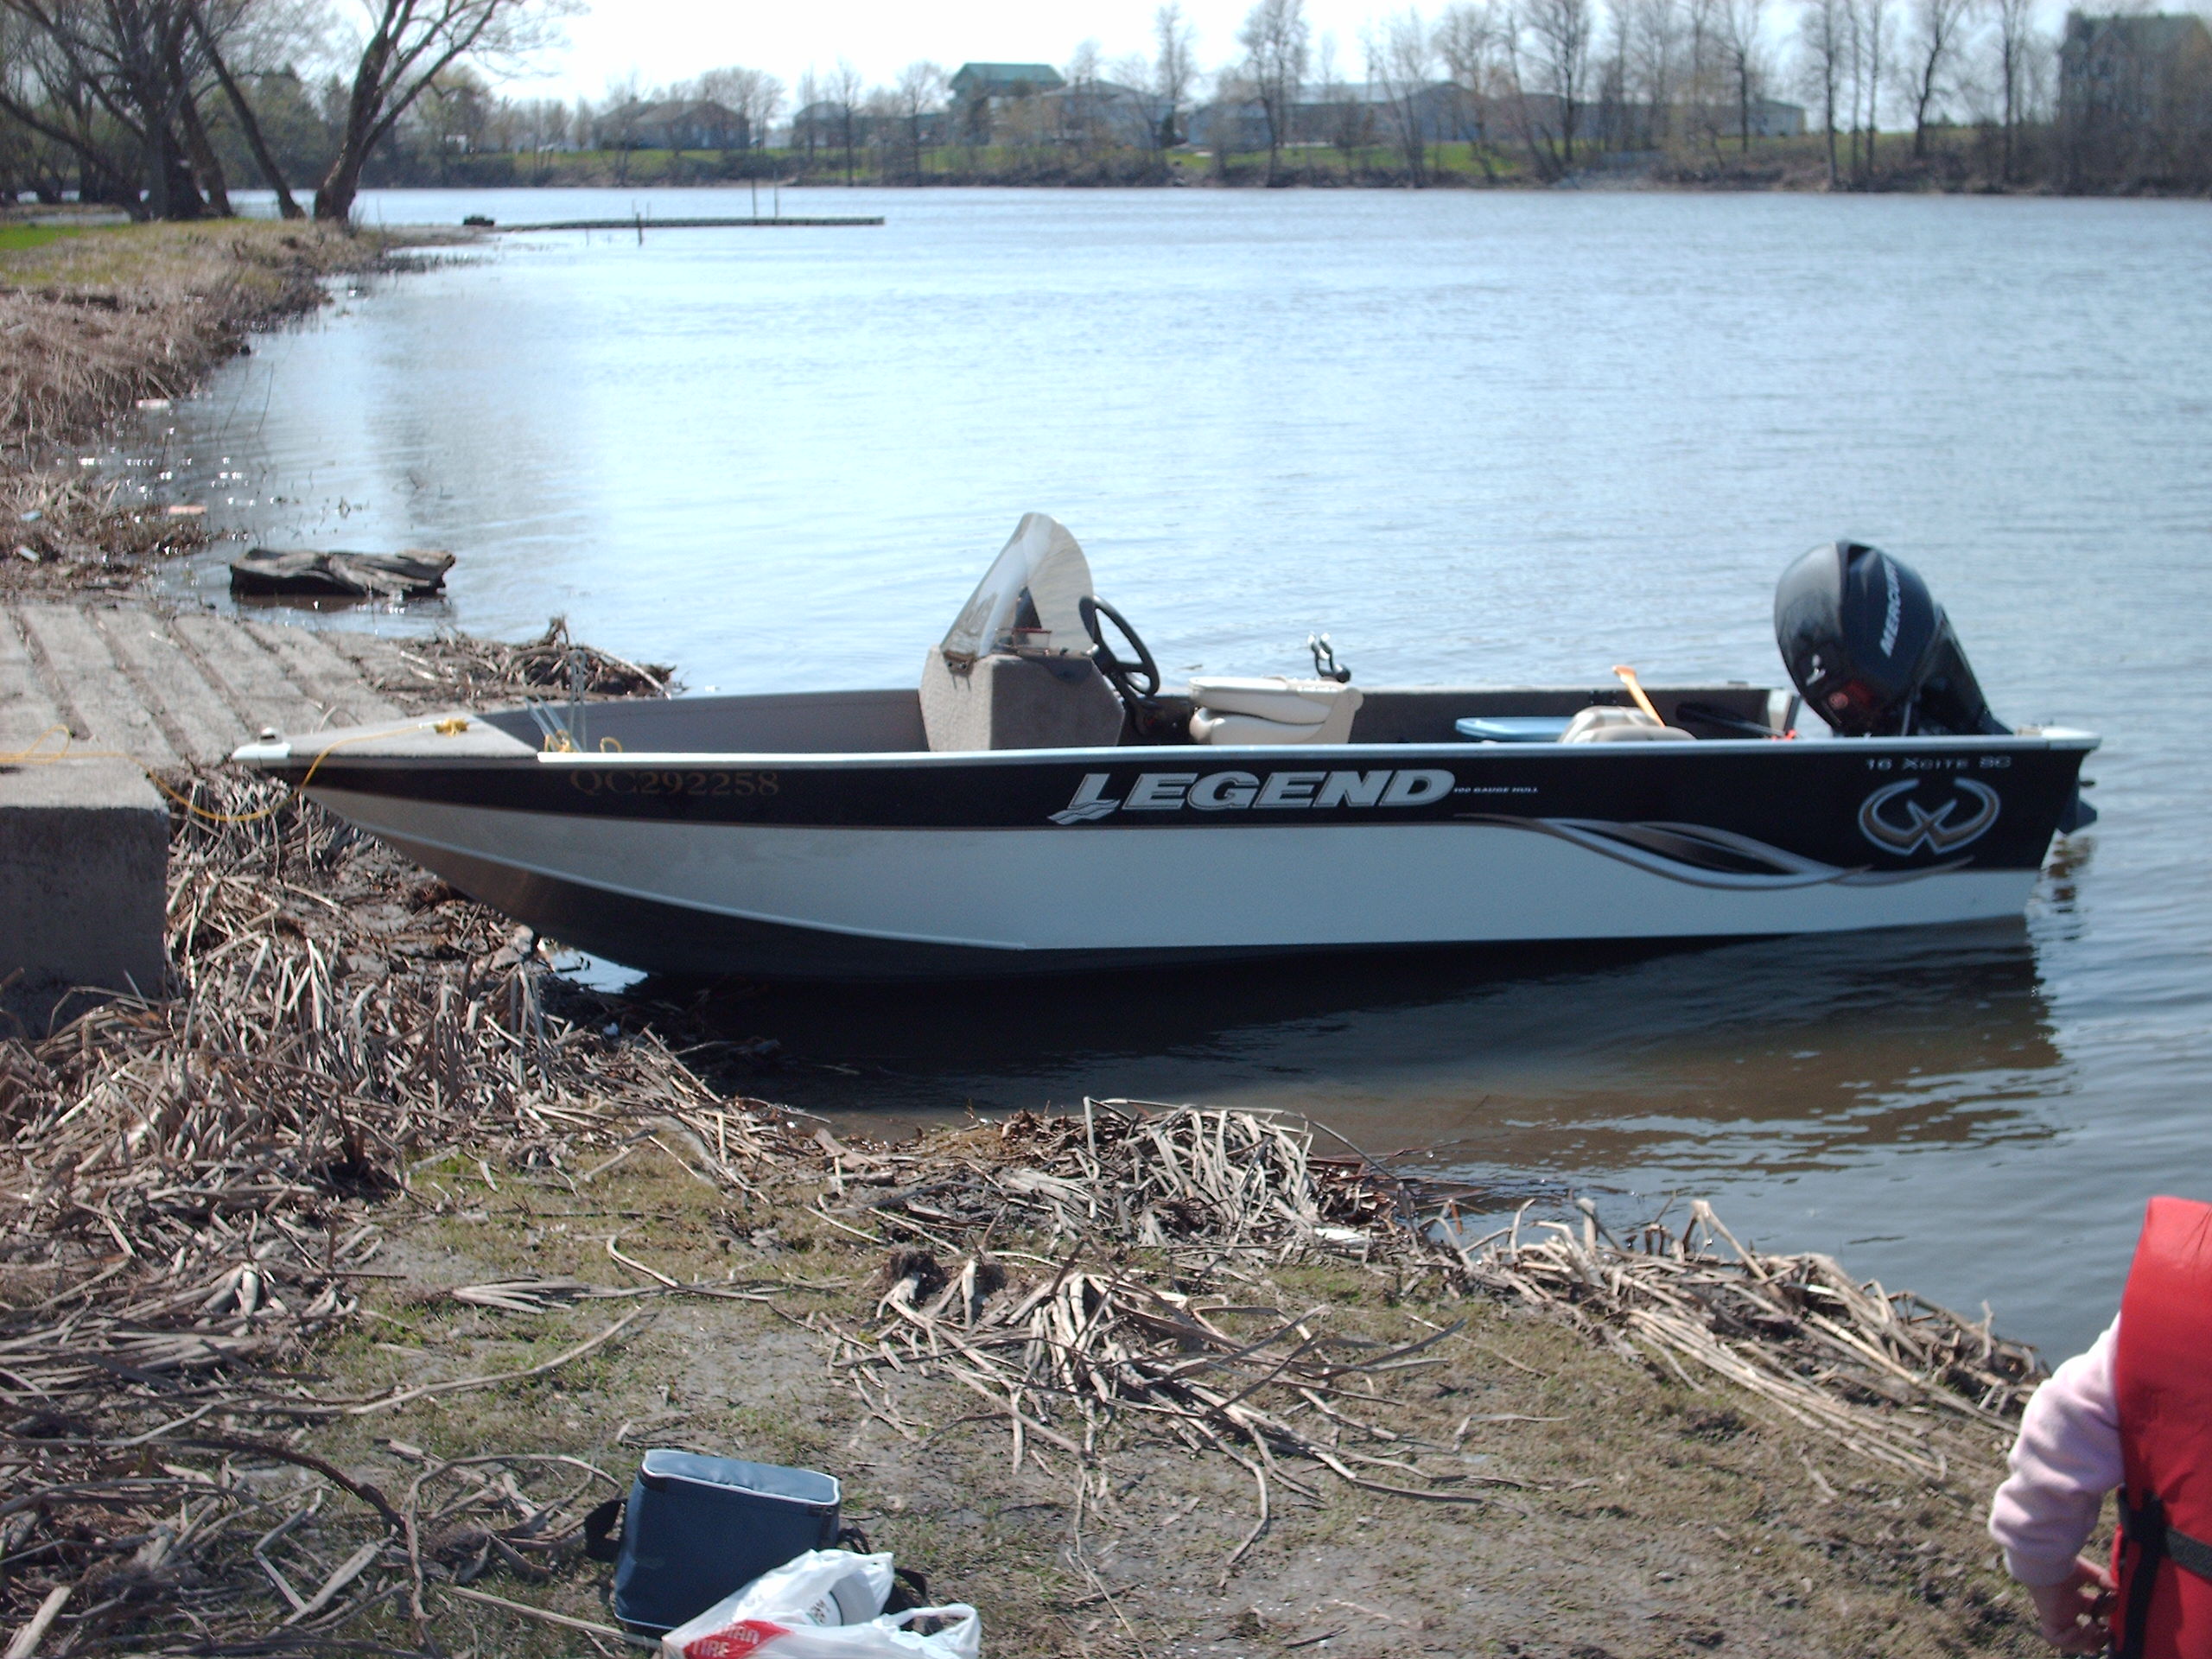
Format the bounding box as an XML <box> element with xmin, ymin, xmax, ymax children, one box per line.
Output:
<box><xmin>1987</xmin><ymin>1315</ymin><xmax>2123</xmax><ymax>1586</ymax></box>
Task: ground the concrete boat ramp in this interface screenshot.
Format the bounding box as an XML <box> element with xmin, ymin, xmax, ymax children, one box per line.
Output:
<box><xmin>1</xmin><ymin>602</ymin><xmax>407</xmax><ymax>1001</ymax></box>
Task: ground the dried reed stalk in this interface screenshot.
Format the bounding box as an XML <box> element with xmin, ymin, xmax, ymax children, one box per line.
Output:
<box><xmin>1460</xmin><ymin>1198</ymin><xmax>2043</xmax><ymax>1477</ymax></box>
<box><xmin>362</xmin><ymin>616</ymin><xmax>675</xmax><ymax>710</ymax></box>
<box><xmin>0</xmin><ymin>772</ymin><xmax>2049</xmax><ymax>1651</ymax></box>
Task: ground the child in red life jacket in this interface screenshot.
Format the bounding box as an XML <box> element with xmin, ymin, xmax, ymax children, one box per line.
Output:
<box><xmin>1987</xmin><ymin>1196</ymin><xmax>2212</xmax><ymax>1657</ymax></box>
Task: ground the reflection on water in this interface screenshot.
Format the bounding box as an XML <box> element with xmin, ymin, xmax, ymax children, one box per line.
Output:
<box><xmin>137</xmin><ymin>188</ymin><xmax>2212</xmax><ymax>1356</ymax></box>
<box><xmin>682</xmin><ymin>919</ymin><xmax>2074</xmax><ymax>1314</ymax></box>
<box><xmin>709</xmin><ymin>921</ymin><xmax>2060</xmax><ymax>1173</ymax></box>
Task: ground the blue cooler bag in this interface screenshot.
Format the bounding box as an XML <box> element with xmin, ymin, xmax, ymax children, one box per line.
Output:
<box><xmin>608</xmin><ymin>1451</ymin><xmax>842</xmax><ymax>1631</ymax></box>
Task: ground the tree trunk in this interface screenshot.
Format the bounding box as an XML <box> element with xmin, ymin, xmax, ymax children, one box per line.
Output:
<box><xmin>144</xmin><ymin>105</ymin><xmax>206</xmax><ymax>220</ymax></box>
<box><xmin>1825</xmin><ymin>79</ymin><xmax>1839</xmax><ymax>184</ymax></box>
<box><xmin>175</xmin><ymin>86</ymin><xmax>232</xmax><ymax>216</ymax></box>
<box><xmin>189</xmin><ymin>6</ymin><xmax>305</xmax><ymax>218</ymax></box>
<box><xmin>314</xmin><ymin>19</ymin><xmax>397</xmax><ymax>222</ymax></box>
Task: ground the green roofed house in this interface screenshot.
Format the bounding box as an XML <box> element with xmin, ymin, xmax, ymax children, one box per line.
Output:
<box><xmin>950</xmin><ymin>62</ymin><xmax>1067</xmax><ymax>143</ymax></box>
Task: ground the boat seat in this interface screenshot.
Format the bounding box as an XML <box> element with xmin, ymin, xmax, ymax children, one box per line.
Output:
<box><xmin>920</xmin><ymin>511</ymin><xmax>1130</xmax><ymax>752</ymax></box>
<box><xmin>1188</xmin><ymin>676</ymin><xmax>1363</xmax><ymax>746</ymax></box>
<box><xmin>1558</xmin><ymin>706</ymin><xmax>1696</xmax><ymax>744</ymax></box>
<box><xmin>920</xmin><ymin>648</ymin><xmax>1126</xmax><ymax>752</ymax></box>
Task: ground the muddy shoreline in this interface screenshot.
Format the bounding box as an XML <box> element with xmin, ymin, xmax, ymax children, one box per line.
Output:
<box><xmin>0</xmin><ymin>219</ymin><xmax>454</xmax><ymax>601</ymax></box>
<box><xmin>0</xmin><ymin>225</ymin><xmax>2065</xmax><ymax>1659</ymax></box>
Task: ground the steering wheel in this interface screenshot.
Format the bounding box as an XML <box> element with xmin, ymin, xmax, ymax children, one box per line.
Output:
<box><xmin>1079</xmin><ymin>596</ymin><xmax>1160</xmax><ymax>714</ymax></box>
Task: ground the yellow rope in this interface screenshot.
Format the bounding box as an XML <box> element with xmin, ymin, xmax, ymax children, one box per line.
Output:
<box><xmin>0</xmin><ymin>718</ymin><xmax>469</xmax><ymax>823</ymax></box>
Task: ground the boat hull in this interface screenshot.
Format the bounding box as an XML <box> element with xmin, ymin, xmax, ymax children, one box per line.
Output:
<box><xmin>288</xmin><ymin>726</ymin><xmax>2094</xmax><ymax>978</ymax></box>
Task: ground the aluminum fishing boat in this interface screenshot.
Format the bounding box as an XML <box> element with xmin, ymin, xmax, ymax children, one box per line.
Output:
<box><xmin>233</xmin><ymin>517</ymin><xmax>2098</xmax><ymax>980</ymax></box>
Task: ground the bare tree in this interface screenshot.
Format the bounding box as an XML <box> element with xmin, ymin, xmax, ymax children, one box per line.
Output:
<box><xmin>1718</xmin><ymin>0</ymin><xmax>1764</xmax><ymax>149</ymax></box>
<box><xmin>1905</xmin><ymin>0</ymin><xmax>1970</xmax><ymax>156</ymax></box>
<box><xmin>1514</xmin><ymin>0</ymin><xmax>1595</xmax><ymax>172</ymax></box>
<box><xmin>185</xmin><ymin>1</ymin><xmax>305</xmax><ymax>215</ymax></box>
<box><xmin>1850</xmin><ymin>0</ymin><xmax>1889</xmax><ymax>176</ymax></box>
<box><xmin>598</xmin><ymin>67</ymin><xmax>639</xmax><ymax>181</ymax></box>
<box><xmin>1623</xmin><ymin>0</ymin><xmax>1681</xmax><ymax>147</ymax></box>
<box><xmin>314</xmin><ymin>0</ymin><xmax>571</xmax><ymax>221</ymax></box>
<box><xmin>1799</xmin><ymin>0</ymin><xmax>1846</xmax><ymax>180</ymax></box>
<box><xmin>0</xmin><ymin>0</ymin><xmax>217</xmax><ymax>218</ymax></box>
<box><xmin>1239</xmin><ymin>0</ymin><xmax>1308</xmax><ymax>180</ymax></box>
<box><xmin>1310</xmin><ymin>31</ymin><xmax>1359</xmax><ymax>174</ymax></box>
<box><xmin>1435</xmin><ymin>1</ymin><xmax>1504</xmax><ymax>172</ymax></box>
<box><xmin>795</xmin><ymin>67</ymin><xmax>818</xmax><ymax>165</ymax></box>
<box><xmin>694</xmin><ymin>65</ymin><xmax>786</xmax><ymax>160</ymax></box>
<box><xmin>830</xmin><ymin>56</ymin><xmax>862</xmax><ymax>183</ymax></box>
<box><xmin>1984</xmin><ymin>0</ymin><xmax>2035</xmax><ymax>179</ymax></box>
<box><xmin>892</xmin><ymin>60</ymin><xmax>944</xmax><ymax>179</ymax></box>
<box><xmin>1062</xmin><ymin>41</ymin><xmax>1106</xmax><ymax>159</ymax></box>
<box><xmin>1593</xmin><ymin>0</ymin><xmax>1632</xmax><ymax>149</ymax></box>
<box><xmin>1681</xmin><ymin>0</ymin><xmax>1728</xmax><ymax>159</ymax></box>
<box><xmin>1154</xmin><ymin>1</ymin><xmax>1196</xmax><ymax>145</ymax></box>
<box><xmin>1367</xmin><ymin>8</ymin><xmax>1435</xmax><ymax>181</ymax></box>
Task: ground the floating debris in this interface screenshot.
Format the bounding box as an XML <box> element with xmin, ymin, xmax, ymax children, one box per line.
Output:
<box><xmin>230</xmin><ymin>545</ymin><xmax>454</xmax><ymax>599</ymax></box>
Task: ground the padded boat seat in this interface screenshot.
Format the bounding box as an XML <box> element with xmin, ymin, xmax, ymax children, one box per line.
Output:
<box><xmin>919</xmin><ymin>649</ymin><xmax>1125</xmax><ymax>752</ymax></box>
<box><xmin>1559</xmin><ymin>706</ymin><xmax>1695</xmax><ymax>744</ymax></box>
<box><xmin>1188</xmin><ymin>676</ymin><xmax>1363</xmax><ymax>746</ymax></box>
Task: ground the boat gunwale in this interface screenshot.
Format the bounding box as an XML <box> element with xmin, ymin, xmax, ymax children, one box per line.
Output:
<box><xmin>243</xmin><ymin>728</ymin><xmax>2103</xmax><ymax>772</ymax></box>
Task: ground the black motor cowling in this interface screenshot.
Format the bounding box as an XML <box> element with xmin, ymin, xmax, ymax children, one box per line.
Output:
<box><xmin>1774</xmin><ymin>541</ymin><xmax>2007</xmax><ymax>738</ymax></box>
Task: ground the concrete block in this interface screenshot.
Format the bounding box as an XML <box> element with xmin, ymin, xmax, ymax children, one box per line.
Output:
<box><xmin>0</xmin><ymin>759</ymin><xmax>168</xmax><ymax>995</ymax></box>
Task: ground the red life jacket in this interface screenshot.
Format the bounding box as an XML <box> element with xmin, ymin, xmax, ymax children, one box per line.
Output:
<box><xmin>2113</xmin><ymin>1195</ymin><xmax>2212</xmax><ymax>1659</ymax></box>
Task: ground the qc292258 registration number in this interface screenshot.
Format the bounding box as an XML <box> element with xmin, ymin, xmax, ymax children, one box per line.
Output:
<box><xmin>567</xmin><ymin>770</ymin><xmax>779</xmax><ymax>798</ymax></box>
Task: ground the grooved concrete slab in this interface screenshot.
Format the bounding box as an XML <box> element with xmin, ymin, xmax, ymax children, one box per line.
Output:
<box><xmin>0</xmin><ymin>612</ymin><xmax>65</xmax><ymax>750</ymax></box>
<box><xmin>16</xmin><ymin>604</ymin><xmax>180</xmax><ymax>766</ymax></box>
<box><xmin>238</xmin><ymin>619</ymin><xmax>404</xmax><ymax>729</ymax></box>
<box><xmin>0</xmin><ymin>603</ymin><xmax>401</xmax><ymax>768</ymax></box>
<box><xmin>0</xmin><ymin>602</ymin><xmax>407</xmax><ymax>997</ymax></box>
<box><xmin>92</xmin><ymin>607</ymin><xmax>246</xmax><ymax>766</ymax></box>
<box><xmin>169</xmin><ymin>612</ymin><xmax>327</xmax><ymax>738</ymax></box>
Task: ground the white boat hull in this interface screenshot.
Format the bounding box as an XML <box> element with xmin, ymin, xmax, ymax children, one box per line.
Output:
<box><xmin>321</xmin><ymin>786</ymin><xmax>2042</xmax><ymax>970</ymax></box>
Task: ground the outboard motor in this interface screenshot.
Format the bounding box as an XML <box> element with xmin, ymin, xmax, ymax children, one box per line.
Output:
<box><xmin>1777</xmin><ymin>540</ymin><xmax>2095</xmax><ymax>830</ymax></box>
<box><xmin>1775</xmin><ymin>541</ymin><xmax>2006</xmax><ymax>738</ymax></box>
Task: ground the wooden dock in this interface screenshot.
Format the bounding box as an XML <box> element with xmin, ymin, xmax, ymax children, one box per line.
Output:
<box><xmin>490</xmin><ymin>215</ymin><xmax>883</xmax><ymax>232</ymax></box>
<box><xmin>1</xmin><ymin>602</ymin><xmax>410</xmax><ymax>768</ymax></box>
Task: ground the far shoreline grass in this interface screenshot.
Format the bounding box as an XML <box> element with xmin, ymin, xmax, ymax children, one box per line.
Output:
<box><xmin>371</xmin><ymin>124</ymin><xmax>2131</xmax><ymax>196</ymax></box>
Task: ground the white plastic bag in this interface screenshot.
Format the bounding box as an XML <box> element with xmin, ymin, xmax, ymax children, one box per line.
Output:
<box><xmin>661</xmin><ymin>1549</ymin><xmax>981</xmax><ymax>1659</ymax></box>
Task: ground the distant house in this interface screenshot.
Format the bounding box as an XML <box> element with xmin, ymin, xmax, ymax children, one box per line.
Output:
<box><xmin>1739</xmin><ymin>98</ymin><xmax>1808</xmax><ymax>138</ymax></box>
<box><xmin>1188</xmin><ymin>81</ymin><xmax>1806</xmax><ymax>157</ymax></box>
<box><xmin>950</xmin><ymin>61</ymin><xmax>1066</xmax><ymax>142</ymax></box>
<box><xmin>790</xmin><ymin>100</ymin><xmax>869</xmax><ymax>153</ymax></box>
<box><xmin>1047</xmin><ymin>79</ymin><xmax>1173</xmax><ymax>148</ymax></box>
<box><xmin>600</xmin><ymin>99</ymin><xmax>748</xmax><ymax>152</ymax></box>
<box><xmin>1189</xmin><ymin>83</ymin><xmax>1570</xmax><ymax>152</ymax></box>
<box><xmin>2059</xmin><ymin>12</ymin><xmax>2212</xmax><ymax>142</ymax></box>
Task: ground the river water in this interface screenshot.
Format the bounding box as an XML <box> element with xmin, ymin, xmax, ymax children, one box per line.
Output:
<box><xmin>149</xmin><ymin>186</ymin><xmax>2212</xmax><ymax>1356</ymax></box>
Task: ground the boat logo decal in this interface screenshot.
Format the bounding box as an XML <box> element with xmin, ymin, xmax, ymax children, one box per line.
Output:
<box><xmin>1051</xmin><ymin>768</ymin><xmax>1456</xmax><ymax>825</ymax></box>
<box><xmin>1857</xmin><ymin>778</ymin><xmax>1999</xmax><ymax>855</ymax></box>
<box><xmin>1051</xmin><ymin>773</ymin><xmax>1122</xmax><ymax>823</ymax></box>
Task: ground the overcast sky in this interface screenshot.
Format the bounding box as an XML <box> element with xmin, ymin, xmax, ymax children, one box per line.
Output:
<box><xmin>501</xmin><ymin>0</ymin><xmax>1449</xmax><ymax>102</ymax></box>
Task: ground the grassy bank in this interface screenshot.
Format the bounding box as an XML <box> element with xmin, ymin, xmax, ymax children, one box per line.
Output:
<box><xmin>0</xmin><ymin>760</ymin><xmax>2064</xmax><ymax>1657</ymax></box>
<box><xmin>0</xmin><ymin>219</ymin><xmax>446</xmax><ymax>599</ymax></box>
